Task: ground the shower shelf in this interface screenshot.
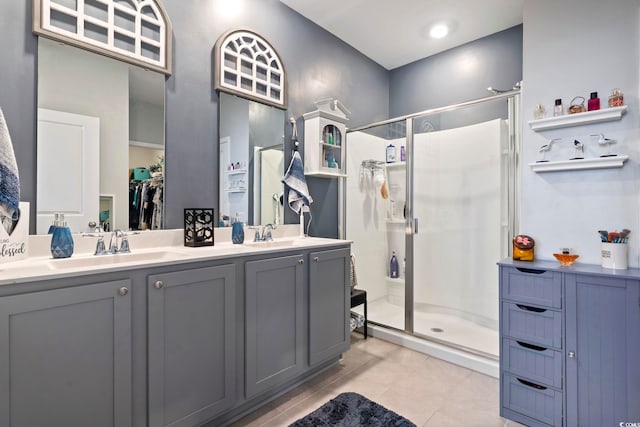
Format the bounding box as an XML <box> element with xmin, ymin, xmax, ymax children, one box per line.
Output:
<box><xmin>386</xmin><ymin>219</ymin><xmax>405</xmax><ymax>224</ymax></box>
<box><xmin>385</xmin><ymin>277</ymin><xmax>404</xmax><ymax>284</ymax></box>
<box><xmin>528</xmin><ymin>106</ymin><xmax>627</xmax><ymax>131</ymax></box>
<box><xmin>386</xmin><ymin>161</ymin><xmax>406</xmax><ymax>169</ymax></box>
<box><xmin>528</xmin><ymin>155</ymin><xmax>629</xmax><ymax>172</ymax></box>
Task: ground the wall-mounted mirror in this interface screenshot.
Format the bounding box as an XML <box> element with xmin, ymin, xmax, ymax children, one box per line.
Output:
<box><xmin>36</xmin><ymin>37</ymin><xmax>165</xmax><ymax>234</ymax></box>
<box><xmin>218</xmin><ymin>93</ymin><xmax>284</xmax><ymax>226</ymax></box>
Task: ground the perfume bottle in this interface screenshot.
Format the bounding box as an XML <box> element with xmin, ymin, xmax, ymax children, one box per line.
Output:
<box><xmin>50</xmin><ymin>212</ymin><xmax>74</xmax><ymax>258</ymax></box>
<box><xmin>608</xmin><ymin>88</ymin><xmax>624</xmax><ymax>107</ymax></box>
<box><xmin>553</xmin><ymin>98</ymin><xmax>563</xmax><ymax>116</ymax></box>
<box><xmin>588</xmin><ymin>92</ymin><xmax>600</xmax><ymax>111</ymax></box>
<box><xmin>231</xmin><ymin>213</ymin><xmax>244</xmax><ymax>244</ymax></box>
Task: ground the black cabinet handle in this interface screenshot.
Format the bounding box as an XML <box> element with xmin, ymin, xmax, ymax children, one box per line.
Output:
<box><xmin>516</xmin><ymin>304</ymin><xmax>546</xmax><ymax>313</ymax></box>
<box><xmin>516</xmin><ymin>378</ymin><xmax>547</xmax><ymax>390</ymax></box>
<box><xmin>515</xmin><ymin>267</ymin><xmax>546</xmax><ymax>274</ymax></box>
<box><xmin>516</xmin><ymin>341</ymin><xmax>547</xmax><ymax>352</ymax></box>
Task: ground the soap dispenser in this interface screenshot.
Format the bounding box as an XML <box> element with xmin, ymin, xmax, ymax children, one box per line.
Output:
<box><xmin>50</xmin><ymin>212</ymin><xmax>74</xmax><ymax>258</ymax></box>
<box><xmin>231</xmin><ymin>213</ymin><xmax>244</xmax><ymax>244</ymax></box>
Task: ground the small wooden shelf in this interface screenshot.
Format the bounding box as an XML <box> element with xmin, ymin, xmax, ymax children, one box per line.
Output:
<box><xmin>528</xmin><ymin>106</ymin><xmax>627</xmax><ymax>131</ymax></box>
<box><xmin>321</xmin><ymin>142</ymin><xmax>342</xmax><ymax>149</ymax></box>
<box><xmin>528</xmin><ymin>155</ymin><xmax>629</xmax><ymax>172</ymax></box>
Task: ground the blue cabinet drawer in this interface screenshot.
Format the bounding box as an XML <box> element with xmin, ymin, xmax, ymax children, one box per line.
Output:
<box><xmin>502</xmin><ymin>302</ymin><xmax>562</xmax><ymax>349</ymax></box>
<box><xmin>501</xmin><ymin>267</ymin><xmax>562</xmax><ymax>308</ymax></box>
<box><xmin>502</xmin><ymin>373</ymin><xmax>563</xmax><ymax>427</ymax></box>
<box><xmin>502</xmin><ymin>338</ymin><xmax>562</xmax><ymax>388</ymax></box>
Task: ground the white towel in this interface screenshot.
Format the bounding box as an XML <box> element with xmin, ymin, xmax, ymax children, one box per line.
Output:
<box><xmin>0</xmin><ymin>107</ymin><xmax>20</xmax><ymax>235</ymax></box>
<box><xmin>281</xmin><ymin>151</ymin><xmax>313</xmax><ymax>214</ymax></box>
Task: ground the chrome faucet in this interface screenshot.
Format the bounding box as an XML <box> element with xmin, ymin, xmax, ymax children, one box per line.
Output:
<box><xmin>83</xmin><ymin>229</ymin><xmax>137</xmax><ymax>255</ymax></box>
<box><xmin>109</xmin><ymin>229</ymin><xmax>130</xmax><ymax>253</ymax></box>
<box><xmin>250</xmin><ymin>224</ymin><xmax>276</xmax><ymax>242</ymax></box>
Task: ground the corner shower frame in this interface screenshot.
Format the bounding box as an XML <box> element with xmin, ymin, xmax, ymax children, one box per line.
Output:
<box><xmin>341</xmin><ymin>90</ymin><xmax>521</xmax><ymax>350</ymax></box>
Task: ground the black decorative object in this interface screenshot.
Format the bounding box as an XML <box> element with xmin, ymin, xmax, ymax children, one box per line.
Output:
<box><xmin>184</xmin><ymin>208</ymin><xmax>214</xmax><ymax>247</ymax></box>
<box><xmin>289</xmin><ymin>392</ymin><xmax>416</xmax><ymax>427</ymax></box>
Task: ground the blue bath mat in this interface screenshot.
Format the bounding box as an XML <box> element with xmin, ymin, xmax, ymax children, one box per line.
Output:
<box><xmin>289</xmin><ymin>392</ymin><xmax>416</xmax><ymax>427</ymax></box>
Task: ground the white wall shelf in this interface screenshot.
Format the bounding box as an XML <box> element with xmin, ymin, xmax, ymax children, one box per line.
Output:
<box><xmin>528</xmin><ymin>155</ymin><xmax>629</xmax><ymax>172</ymax></box>
<box><xmin>385</xmin><ymin>161</ymin><xmax>406</xmax><ymax>169</ymax></box>
<box><xmin>528</xmin><ymin>106</ymin><xmax>627</xmax><ymax>131</ymax></box>
<box><xmin>226</xmin><ymin>169</ymin><xmax>247</xmax><ymax>175</ymax></box>
<box><xmin>304</xmin><ymin>171</ymin><xmax>347</xmax><ymax>178</ymax></box>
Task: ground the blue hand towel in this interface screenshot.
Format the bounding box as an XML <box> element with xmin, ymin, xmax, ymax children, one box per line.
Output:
<box><xmin>0</xmin><ymin>107</ymin><xmax>20</xmax><ymax>234</ymax></box>
<box><xmin>282</xmin><ymin>151</ymin><xmax>313</xmax><ymax>214</ymax></box>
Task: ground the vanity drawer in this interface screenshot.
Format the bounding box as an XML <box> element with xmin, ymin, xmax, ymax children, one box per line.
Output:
<box><xmin>501</xmin><ymin>338</ymin><xmax>562</xmax><ymax>389</ymax></box>
<box><xmin>501</xmin><ymin>302</ymin><xmax>562</xmax><ymax>349</ymax></box>
<box><xmin>501</xmin><ymin>267</ymin><xmax>562</xmax><ymax>308</ymax></box>
<box><xmin>502</xmin><ymin>373</ymin><xmax>563</xmax><ymax>427</ymax></box>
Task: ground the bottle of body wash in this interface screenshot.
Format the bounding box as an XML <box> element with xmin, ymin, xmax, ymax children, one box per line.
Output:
<box><xmin>390</xmin><ymin>252</ymin><xmax>399</xmax><ymax>278</ymax></box>
<box><xmin>50</xmin><ymin>212</ymin><xmax>74</xmax><ymax>258</ymax></box>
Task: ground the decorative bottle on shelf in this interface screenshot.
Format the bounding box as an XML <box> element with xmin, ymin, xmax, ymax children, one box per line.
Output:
<box><xmin>50</xmin><ymin>212</ymin><xmax>74</xmax><ymax>258</ymax></box>
<box><xmin>553</xmin><ymin>98</ymin><xmax>563</xmax><ymax>116</ymax></box>
<box><xmin>231</xmin><ymin>213</ymin><xmax>244</xmax><ymax>244</ymax></box>
<box><xmin>390</xmin><ymin>251</ymin><xmax>399</xmax><ymax>278</ymax></box>
<box><xmin>587</xmin><ymin>92</ymin><xmax>600</xmax><ymax>111</ymax></box>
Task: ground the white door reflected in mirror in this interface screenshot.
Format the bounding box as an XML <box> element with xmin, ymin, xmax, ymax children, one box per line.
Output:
<box><xmin>36</xmin><ymin>109</ymin><xmax>100</xmax><ymax>234</ymax></box>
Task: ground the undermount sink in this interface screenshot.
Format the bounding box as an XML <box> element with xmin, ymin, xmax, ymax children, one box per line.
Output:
<box><xmin>47</xmin><ymin>250</ymin><xmax>187</xmax><ymax>270</ymax></box>
<box><xmin>243</xmin><ymin>238</ymin><xmax>298</xmax><ymax>248</ymax></box>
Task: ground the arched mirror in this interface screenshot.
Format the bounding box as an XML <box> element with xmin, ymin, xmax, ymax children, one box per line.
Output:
<box><xmin>214</xmin><ymin>29</ymin><xmax>288</xmax><ymax>227</ymax></box>
<box><xmin>33</xmin><ymin>0</ymin><xmax>170</xmax><ymax>234</ymax></box>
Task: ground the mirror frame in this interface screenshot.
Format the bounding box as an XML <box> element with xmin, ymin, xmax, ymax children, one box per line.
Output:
<box><xmin>32</xmin><ymin>0</ymin><xmax>173</xmax><ymax>75</ymax></box>
<box><xmin>213</xmin><ymin>28</ymin><xmax>287</xmax><ymax>110</ymax></box>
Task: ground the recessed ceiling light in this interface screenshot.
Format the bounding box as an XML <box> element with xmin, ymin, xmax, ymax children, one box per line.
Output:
<box><xmin>429</xmin><ymin>24</ymin><xmax>449</xmax><ymax>39</ymax></box>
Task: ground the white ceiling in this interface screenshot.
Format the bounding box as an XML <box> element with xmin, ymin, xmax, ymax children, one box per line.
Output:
<box><xmin>279</xmin><ymin>0</ymin><xmax>524</xmax><ymax>70</ymax></box>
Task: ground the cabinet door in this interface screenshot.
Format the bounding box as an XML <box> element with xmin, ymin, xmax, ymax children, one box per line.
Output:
<box><xmin>0</xmin><ymin>280</ymin><xmax>132</xmax><ymax>427</ymax></box>
<box><xmin>148</xmin><ymin>264</ymin><xmax>236</xmax><ymax>427</ymax></box>
<box><xmin>565</xmin><ymin>274</ymin><xmax>640</xmax><ymax>427</ymax></box>
<box><xmin>309</xmin><ymin>247</ymin><xmax>350</xmax><ymax>366</ymax></box>
<box><xmin>245</xmin><ymin>254</ymin><xmax>304</xmax><ymax>398</ymax></box>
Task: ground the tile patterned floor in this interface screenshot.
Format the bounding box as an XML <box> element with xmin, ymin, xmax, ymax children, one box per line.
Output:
<box><xmin>230</xmin><ymin>334</ymin><xmax>522</xmax><ymax>426</ymax></box>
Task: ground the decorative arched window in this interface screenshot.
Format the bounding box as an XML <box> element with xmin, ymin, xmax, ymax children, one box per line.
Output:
<box><xmin>214</xmin><ymin>29</ymin><xmax>287</xmax><ymax>110</ymax></box>
<box><xmin>33</xmin><ymin>0</ymin><xmax>172</xmax><ymax>75</ymax></box>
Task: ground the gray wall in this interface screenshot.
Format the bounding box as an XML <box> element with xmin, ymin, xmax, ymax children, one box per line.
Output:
<box><xmin>162</xmin><ymin>0</ymin><xmax>389</xmax><ymax>238</ymax></box>
<box><xmin>389</xmin><ymin>25</ymin><xmax>523</xmax><ymax>118</ymax></box>
<box><xmin>0</xmin><ymin>0</ymin><xmax>389</xmax><ymax>238</ymax></box>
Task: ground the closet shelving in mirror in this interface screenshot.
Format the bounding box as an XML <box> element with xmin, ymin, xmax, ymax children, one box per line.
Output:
<box><xmin>528</xmin><ymin>106</ymin><xmax>627</xmax><ymax>131</ymax></box>
<box><xmin>385</xmin><ymin>161</ymin><xmax>406</xmax><ymax>169</ymax></box>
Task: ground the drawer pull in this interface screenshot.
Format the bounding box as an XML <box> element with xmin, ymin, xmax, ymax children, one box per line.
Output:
<box><xmin>516</xmin><ymin>341</ymin><xmax>547</xmax><ymax>352</ymax></box>
<box><xmin>515</xmin><ymin>267</ymin><xmax>546</xmax><ymax>275</ymax></box>
<box><xmin>516</xmin><ymin>378</ymin><xmax>547</xmax><ymax>390</ymax></box>
<box><xmin>516</xmin><ymin>304</ymin><xmax>546</xmax><ymax>313</ymax></box>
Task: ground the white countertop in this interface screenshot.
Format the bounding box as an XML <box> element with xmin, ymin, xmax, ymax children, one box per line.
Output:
<box><xmin>0</xmin><ymin>227</ymin><xmax>351</xmax><ymax>286</ymax></box>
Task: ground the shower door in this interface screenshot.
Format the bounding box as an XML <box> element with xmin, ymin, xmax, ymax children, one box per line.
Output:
<box><xmin>345</xmin><ymin>94</ymin><xmax>519</xmax><ymax>354</ymax></box>
<box><xmin>408</xmin><ymin>97</ymin><xmax>516</xmax><ymax>357</ymax></box>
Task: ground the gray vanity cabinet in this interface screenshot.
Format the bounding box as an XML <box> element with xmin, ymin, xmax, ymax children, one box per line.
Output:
<box><xmin>147</xmin><ymin>264</ymin><xmax>236</xmax><ymax>427</ymax></box>
<box><xmin>0</xmin><ymin>279</ymin><xmax>132</xmax><ymax>427</ymax></box>
<box><xmin>565</xmin><ymin>273</ymin><xmax>640</xmax><ymax>427</ymax></box>
<box><xmin>308</xmin><ymin>247</ymin><xmax>350</xmax><ymax>366</ymax></box>
<box><xmin>245</xmin><ymin>254</ymin><xmax>305</xmax><ymax>399</ymax></box>
<box><xmin>499</xmin><ymin>261</ymin><xmax>640</xmax><ymax>427</ymax></box>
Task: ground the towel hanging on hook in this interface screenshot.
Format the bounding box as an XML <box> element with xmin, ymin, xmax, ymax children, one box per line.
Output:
<box><xmin>289</xmin><ymin>116</ymin><xmax>299</xmax><ymax>152</ymax></box>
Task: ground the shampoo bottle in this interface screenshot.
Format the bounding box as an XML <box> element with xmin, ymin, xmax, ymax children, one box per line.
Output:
<box><xmin>231</xmin><ymin>213</ymin><xmax>244</xmax><ymax>244</ymax></box>
<box><xmin>390</xmin><ymin>251</ymin><xmax>399</xmax><ymax>278</ymax></box>
<box><xmin>50</xmin><ymin>212</ymin><xmax>74</xmax><ymax>258</ymax></box>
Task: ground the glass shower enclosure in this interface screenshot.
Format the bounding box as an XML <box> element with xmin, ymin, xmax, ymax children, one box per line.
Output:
<box><xmin>344</xmin><ymin>92</ymin><xmax>520</xmax><ymax>358</ymax></box>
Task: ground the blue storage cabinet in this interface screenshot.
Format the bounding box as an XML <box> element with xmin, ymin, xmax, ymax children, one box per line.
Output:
<box><xmin>499</xmin><ymin>260</ymin><xmax>640</xmax><ymax>427</ymax></box>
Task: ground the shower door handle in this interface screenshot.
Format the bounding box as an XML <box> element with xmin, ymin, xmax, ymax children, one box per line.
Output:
<box><xmin>414</xmin><ymin>218</ymin><xmax>419</xmax><ymax>234</ymax></box>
